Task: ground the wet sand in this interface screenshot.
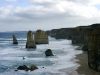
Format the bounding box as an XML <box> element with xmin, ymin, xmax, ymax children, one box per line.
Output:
<box><xmin>76</xmin><ymin>52</ymin><xmax>100</xmax><ymax>75</ymax></box>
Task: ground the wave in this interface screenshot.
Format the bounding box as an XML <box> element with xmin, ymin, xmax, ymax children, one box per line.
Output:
<box><xmin>0</xmin><ymin>37</ymin><xmax>82</xmax><ymax>75</ymax></box>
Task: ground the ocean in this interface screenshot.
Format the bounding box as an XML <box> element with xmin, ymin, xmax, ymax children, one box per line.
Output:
<box><xmin>0</xmin><ymin>31</ymin><xmax>82</xmax><ymax>75</ymax></box>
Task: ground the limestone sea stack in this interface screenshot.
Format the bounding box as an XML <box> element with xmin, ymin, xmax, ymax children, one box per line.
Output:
<box><xmin>26</xmin><ymin>31</ymin><xmax>36</xmax><ymax>48</ymax></box>
<box><xmin>34</xmin><ymin>30</ymin><xmax>48</xmax><ymax>44</ymax></box>
<box><xmin>12</xmin><ymin>34</ymin><xmax>18</xmax><ymax>44</ymax></box>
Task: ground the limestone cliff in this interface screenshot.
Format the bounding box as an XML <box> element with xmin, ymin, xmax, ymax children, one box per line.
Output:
<box><xmin>47</xmin><ymin>23</ymin><xmax>100</xmax><ymax>72</ymax></box>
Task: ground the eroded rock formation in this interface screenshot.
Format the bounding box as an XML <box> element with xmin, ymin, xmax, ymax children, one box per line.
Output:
<box><xmin>16</xmin><ymin>65</ymin><xmax>38</xmax><ymax>71</ymax></box>
<box><xmin>34</xmin><ymin>30</ymin><xmax>48</xmax><ymax>44</ymax></box>
<box><xmin>30</xmin><ymin>65</ymin><xmax>38</xmax><ymax>71</ymax></box>
<box><xmin>12</xmin><ymin>34</ymin><xmax>18</xmax><ymax>44</ymax></box>
<box><xmin>26</xmin><ymin>31</ymin><xmax>36</xmax><ymax>48</ymax></box>
<box><xmin>47</xmin><ymin>23</ymin><xmax>100</xmax><ymax>71</ymax></box>
<box><xmin>45</xmin><ymin>49</ymin><xmax>54</xmax><ymax>56</ymax></box>
<box><xmin>17</xmin><ymin>65</ymin><xmax>29</xmax><ymax>71</ymax></box>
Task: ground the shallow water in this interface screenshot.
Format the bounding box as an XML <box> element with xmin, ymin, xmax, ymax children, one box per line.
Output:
<box><xmin>0</xmin><ymin>37</ymin><xmax>82</xmax><ymax>75</ymax></box>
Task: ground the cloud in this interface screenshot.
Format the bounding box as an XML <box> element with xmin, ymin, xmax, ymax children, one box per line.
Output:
<box><xmin>5</xmin><ymin>0</ymin><xmax>17</xmax><ymax>2</ymax></box>
<box><xmin>0</xmin><ymin>0</ymin><xmax>100</xmax><ymax>18</ymax></box>
<box><xmin>0</xmin><ymin>0</ymin><xmax>100</xmax><ymax>31</ymax></box>
<box><xmin>58</xmin><ymin>1</ymin><xmax>100</xmax><ymax>18</ymax></box>
<box><xmin>13</xmin><ymin>0</ymin><xmax>100</xmax><ymax>19</ymax></box>
<box><xmin>0</xmin><ymin>5</ymin><xmax>13</xmax><ymax>18</ymax></box>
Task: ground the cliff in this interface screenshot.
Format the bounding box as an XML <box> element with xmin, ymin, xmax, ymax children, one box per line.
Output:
<box><xmin>47</xmin><ymin>23</ymin><xmax>100</xmax><ymax>72</ymax></box>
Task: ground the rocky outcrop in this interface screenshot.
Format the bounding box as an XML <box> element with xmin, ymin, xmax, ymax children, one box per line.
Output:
<box><xmin>47</xmin><ymin>28</ymin><xmax>74</xmax><ymax>39</ymax></box>
<box><xmin>17</xmin><ymin>65</ymin><xmax>29</xmax><ymax>71</ymax></box>
<box><xmin>45</xmin><ymin>49</ymin><xmax>54</xmax><ymax>56</ymax></box>
<box><xmin>16</xmin><ymin>65</ymin><xmax>38</xmax><ymax>71</ymax></box>
<box><xmin>12</xmin><ymin>34</ymin><xmax>18</xmax><ymax>44</ymax></box>
<box><xmin>30</xmin><ymin>65</ymin><xmax>38</xmax><ymax>71</ymax></box>
<box><xmin>34</xmin><ymin>30</ymin><xmax>48</xmax><ymax>44</ymax></box>
<box><xmin>47</xmin><ymin>23</ymin><xmax>100</xmax><ymax>72</ymax></box>
<box><xmin>26</xmin><ymin>31</ymin><xmax>36</xmax><ymax>48</ymax></box>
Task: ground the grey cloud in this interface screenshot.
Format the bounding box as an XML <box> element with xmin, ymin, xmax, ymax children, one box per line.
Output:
<box><xmin>0</xmin><ymin>0</ymin><xmax>100</xmax><ymax>31</ymax></box>
<box><xmin>68</xmin><ymin>0</ymin><xmax>90</xmax><ymax>4</ymax></box>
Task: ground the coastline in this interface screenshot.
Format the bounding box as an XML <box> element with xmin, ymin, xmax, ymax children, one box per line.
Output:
<box><xmin>76</xmin><ymin>51</ymin><xmax>100</xmax><ymax>75</ymax></box>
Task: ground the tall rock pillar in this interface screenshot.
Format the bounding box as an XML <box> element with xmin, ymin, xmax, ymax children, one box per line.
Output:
<box><xmin>34</xmin><ymin>30</ymin><xmax>48</xmax><ymax>44</ymax></box>
<box><xmin>13</xmin><ymin>34</ymin><xmax>18</xmax><ymax>44</ymax></box>
<box><xmin>26</xmin><ymin>31</ymin><xmax>36</xmax><ymax>48</ymax></box>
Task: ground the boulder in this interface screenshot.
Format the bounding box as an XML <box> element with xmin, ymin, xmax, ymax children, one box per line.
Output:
<box><xmin>12</xmin><ymin>34</ymin><xmax>18</xmax><ymax>44</ymax></box>
<box><xmin>45</xmin><ymin>49</ymin><xmax>54</xmax><ymax>56</ymax></box>
<box><xmin>16</xmin><ymin>65</ymin><xmax>38</xmax><ymax>71</ymax></box>
<box><xmin>30</xmin><ymin>65</ymin><xmax>38</xmax><ymax>71</ymax></box>
<box><xmin>26</xmin><ymin>31</ymin><xmax>36</xmax><ymax>48</ymax></box>
<box><xmin>34</xmin><ymin>30</ymin><xmax>48</xmax><ymax>44</ymax></box>
<box><xmin>17</xmin><ymin>65</ymin><xmax>29</xmax><ymax>71</ymax></box>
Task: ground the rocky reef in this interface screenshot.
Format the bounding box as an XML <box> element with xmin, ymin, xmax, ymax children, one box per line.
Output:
<box><xmin>26</xmin><ymin>31</ymin><xmax>36</xmax><ymax>48</ymax></box>
<box><xmin>47</xmin><ymin>23</ymin><xmax>100</xmax><ymax>72</ymax></box>
<box><xmin>12</xmin><ymin>34</ymin><xmax>18</xmax><ymax>44</ymax></box>
<box><xmin>16</xmin><ymin>65</ymin><xmax>38</xmax><ymax>71</ymax></box>
<box><xmin>45</xmin><ymin>49</ymin><xmax>54</xmax><ymax>56</ymax></box>
<box><xmin>34</xmin><ymin>30</ymin><xmax>48</xmax><ymax>44</ymax></box>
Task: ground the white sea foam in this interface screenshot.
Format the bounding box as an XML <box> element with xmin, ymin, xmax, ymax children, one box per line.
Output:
<box><xmin>0</xmin><ymin>37</ymin><xmax>82</xmax><ymax>75</ymax></box>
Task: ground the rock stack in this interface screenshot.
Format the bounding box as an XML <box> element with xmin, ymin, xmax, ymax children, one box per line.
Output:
<box><xmin>12</xmin><ymin>34</ymin><xmax>18</xmax><ymax>44</ymax></box>
<box><xmin>34</xmin><ymin>30</ymin><xmax>48</xmax><ymax>44</ymax></box>
<box><xmin>26</xmin><ymin>31</ymin><xmax>36</xmax><ymax>48</ymax></box>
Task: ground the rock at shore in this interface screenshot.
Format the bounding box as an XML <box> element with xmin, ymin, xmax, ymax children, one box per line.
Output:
<box><xmin>30</xmin><ymin>65</ymin><xmax>38</xmax><ymax>71</ymax></box>
<box><xmin>34</xmin><ymin>30</ymin><xmax>48</xmax><ymax>44</ymax></box>
<box><xmin>45</xmin><ymin>49</ymin><xmax>54</xmax><ymax>56</ymax></box>
<box><xmin>12</xmin><ymin>34</ymin><xmax>18</xmax><ymax>44</ymax></box>
<box><xmin>17</xmin><ymin>65</ymin><xmax>29</xmax><ymax>71</ymax></box>
<box><xmin>16</xmin><ymin>65</ymin><xmax>38</xmax><ymax>71</ymax></box>
<box><xmin>26</xmin><ymin>31</ymin><xmax>36</xmax><ymax>48</ymax></box>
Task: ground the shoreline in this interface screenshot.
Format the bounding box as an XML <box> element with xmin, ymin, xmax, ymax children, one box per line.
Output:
<box><xmin>76</xmin><ymin>51</ymin><xmax>100</xmax><ymax>75</ymax></box>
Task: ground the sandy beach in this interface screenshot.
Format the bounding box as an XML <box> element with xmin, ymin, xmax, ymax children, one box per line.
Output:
<box><xmin>76</xmin><ymin>51</ymin><xmax>100</xmax><ymax>75</ymax></box>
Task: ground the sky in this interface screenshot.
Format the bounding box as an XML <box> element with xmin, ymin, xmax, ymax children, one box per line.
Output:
<box><xmin>0</xmin><ymin>0</ymin><xmax>100</xmax><ymax>31</ymax></box>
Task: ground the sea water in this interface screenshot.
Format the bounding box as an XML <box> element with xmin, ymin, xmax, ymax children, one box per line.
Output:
<box><xmin>0</xmin><ymin>31</ymin><xmax>82</xmax><ymax>75</ymax></box>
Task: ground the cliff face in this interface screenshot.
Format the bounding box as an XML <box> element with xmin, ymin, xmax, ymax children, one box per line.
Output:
<box><xmin>48</xmin><ymin>24</ymin><xmax>100</xmax><ymax>45</ymax></box>
<box><xmin>48</xmin><ymin>27</ymin><xmax>88</xmax><ymax>46</ymax></box>
<box><xmin>87</xmin><ymin>28</ymin><xmax>100</xmax><ymax>71</ymax></box>
<box><xmin>47</xmin><ymin>28</ymin><xmax>75</xmax><ymax>39</ymax></box>
<box><xmin>47</xmin><ymin>23</ymin><xmax>100</xmax><ymax>72</ymax></box>
<box><xmin>34</xmin><ymin>30</ymin><xmax>48</xmax><ymax>44</ymax></box>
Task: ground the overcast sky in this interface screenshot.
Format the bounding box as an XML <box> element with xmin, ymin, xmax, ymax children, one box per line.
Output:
<box><xmin>0</xmin><ymin>0</ymin><xmax>100</xmax><ymax>32</ymax></box>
